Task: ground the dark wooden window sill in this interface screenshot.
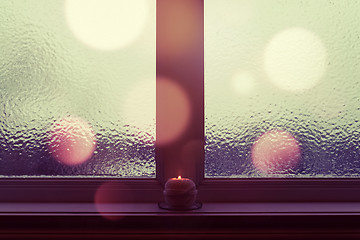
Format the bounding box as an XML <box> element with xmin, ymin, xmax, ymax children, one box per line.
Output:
<box><xmin>0</xmin><ymin>202</ymin><xmax>360</xmax><ymax>239</ymax></box>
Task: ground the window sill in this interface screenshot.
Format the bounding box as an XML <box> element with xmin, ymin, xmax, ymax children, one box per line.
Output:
<box><xmin>1</xmin><ymin>202</ymin><xmax>360</xmax><ymax>216</ymax></box>
<box><xmin>1</xmin><ymin>202</ymin><xmax>360</xmax><ymax>239</ymax></box>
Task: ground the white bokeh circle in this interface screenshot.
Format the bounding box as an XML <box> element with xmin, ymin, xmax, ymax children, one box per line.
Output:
<box><xmin>65</xmin><ymin>0</ymin><xmax>148</xmax><ymax>50</ymax></box>
<box><xmin>264</xmin><ymin>28</ymin><xmax>327</xmax><ymax>91</ymax></box>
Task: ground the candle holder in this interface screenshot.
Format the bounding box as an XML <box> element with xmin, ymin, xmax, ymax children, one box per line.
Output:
<box><xmin>159</xmin><ymin>176</ymin><xmax>202</xmax><ymax>211</ymax></box>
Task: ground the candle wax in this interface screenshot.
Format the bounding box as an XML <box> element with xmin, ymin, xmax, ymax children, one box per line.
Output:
<box><xmin>163</xmin><ymin>177</ymin><xmax>197</xmax><ymax>207</ymax></box>
<box><xmin>165</xmin><ymin>177</ymin><xmax>196</xmax><ymax>193</ymax></box>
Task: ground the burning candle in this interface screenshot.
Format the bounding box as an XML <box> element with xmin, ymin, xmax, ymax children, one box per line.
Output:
<box><xmin>163</xmin><ymin>176</ymin><xmax>197</xmax><ymax>208</ymax></box>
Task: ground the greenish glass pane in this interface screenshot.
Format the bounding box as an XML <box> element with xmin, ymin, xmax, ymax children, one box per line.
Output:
<box><xmin>0</xmin><ymin>0</ymin><xmax>156</xmax><ymax>177</ymax></box>
<box><xmin>205</xmin><ymin>0</ymin><xmax>360</xmax><ymax>177</ymax></box>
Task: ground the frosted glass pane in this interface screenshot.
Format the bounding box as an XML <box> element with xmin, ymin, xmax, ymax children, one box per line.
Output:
<box><xmin>0</xmin><ymin>0</ymin><xmax>155</xmax><ymax>177</ymax></box>
<box><xmin>205</xmin><ymin>0</ymin><xmax>360</xmax><ymax>177</ymax></box>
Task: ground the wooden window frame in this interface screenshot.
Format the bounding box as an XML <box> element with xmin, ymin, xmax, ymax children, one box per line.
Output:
<box><xmin>1</xmin><ymin>0</ymin><xmax>360</xmax><ymax>205</ymax></box>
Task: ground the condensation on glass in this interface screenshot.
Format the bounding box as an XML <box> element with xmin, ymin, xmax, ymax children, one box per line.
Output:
<box><xmin>0</xmin><ymin>0</ymin><xmax>156</xmax><ymax>177</ymax></box>
<box><xmin>205</xmin><ymin>0</ymin><xmax>360</xmax><ymax>177</ymax></box>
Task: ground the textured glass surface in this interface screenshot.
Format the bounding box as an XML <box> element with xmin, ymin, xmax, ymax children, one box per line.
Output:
<box><xmin>205</xmin><ymin>0</ymin><xmax>360</xmax><ymax>177</ymax></box>
<box><xmin>0</xmin><ymin>0</ymin><xmax>155</xmax><ymax>177</ymax></box>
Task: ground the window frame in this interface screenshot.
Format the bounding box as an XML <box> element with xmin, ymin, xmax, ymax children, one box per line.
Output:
<box><xmin>158</xmin><ymin>0</ymin><xmax>360</xmax><ymax>203</ymax></box>
<box><xmin>1</xmin><ymin>0</ymin><xmax>360</xmax><ymax>205</ymax></box>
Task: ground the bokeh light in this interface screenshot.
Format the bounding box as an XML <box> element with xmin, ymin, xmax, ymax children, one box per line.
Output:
<box><xmin>251</xmin><ymin>129</ymin><xmax>301</xmax><ymax>174</ymax></box>
<box><xmin>157</xmin><ymin>0</ymin><xmax>203</xmax><ymax>60</ymax></box>
<box><xmin>157</xmin><ymin>77</ymin><xmax>191</xmax><ymax>146</ymax></box>
<box><xmin>123</xmin><ymin>80</ymin><xmax>155</xmax><ymax>143</ymax></box>
<box><xmin>65</xmin><ymin>0</ymin><xmax>148</xmax><ymax>50</ymax></box>
<box><xmin>264</xmin><ymin>28</ymin><xmax>327</xmax><ymax>91</ymax></box>
<box><xmin>231</xmin><ymin>71</ymin><xmax>256</xmax><ymax>96</ymax></box>
<box><xmin>94</xmin><ymin>182</ymin><xmax>131</xmax><ymax>221</ymax></box>
<box><xmin>48</xmin><ymin>116</ymin><xmax>96</xmax><ymax>166</ymax></box>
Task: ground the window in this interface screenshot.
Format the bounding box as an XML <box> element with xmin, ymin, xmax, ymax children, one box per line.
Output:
<box><xmin>201</xmin><ymin>0</ymin><xmax>360</xmax><ymax>203</ymax></box>
<box><xmin>1</xmin><ymin>0</ymin><xmax>360</xmax><ymax>206</ymax></box>
<box><xmin>0</xmin><ymin>0</ymin><xmax>156</xmax><ymax>178</ymax></box>
<box><xmin>205</xmin><ymin>0</ymin><xmax>360</xmax><ymax>179</ymax></box>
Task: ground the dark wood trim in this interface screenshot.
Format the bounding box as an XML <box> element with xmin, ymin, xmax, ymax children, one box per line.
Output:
<box><xmin>0</xmin><ymin>179</ymin><xmax>162</xmax><ymax>203</ymax></box>
<box><xmin>198</xmin><ymin>179</ymin><xmax>360</xmax><ymax>202</ymax></box>
<box><xmin>156</xmin><ymin>0</ymin><xmax>204</xmax><ymax>185</ymax></box>
<box><xmin>1</xmin><ymin>178</ymin><xmax>360</xmax><ymax>203</ymax></box>
<box><xmin>0</xmin><ymin>214</ymin><xmax>359</xmax><ymax>239</ymax></box>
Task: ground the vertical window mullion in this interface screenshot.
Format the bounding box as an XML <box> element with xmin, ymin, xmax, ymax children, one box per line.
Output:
<box><xmin>156</xmin><ymin>0</ymin><xmax>204</xmax><ymax>186</ymax></box>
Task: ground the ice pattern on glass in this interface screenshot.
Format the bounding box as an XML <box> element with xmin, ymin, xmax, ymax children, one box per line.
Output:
<box><xmin>205</xmin><ymin>0</ymin><xmax>360</xmax><ymax>177</ymax></box>
<box><xmin>0</xmin><ymin>0</ymin><xmax>156</xmax><ymax>177</ymax></box>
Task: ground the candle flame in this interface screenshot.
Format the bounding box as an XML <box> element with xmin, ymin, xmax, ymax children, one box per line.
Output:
<box><xmin>178</xmin><ymin>176</ymin><xmax>181</xmax><ymax>179</ymax></box>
